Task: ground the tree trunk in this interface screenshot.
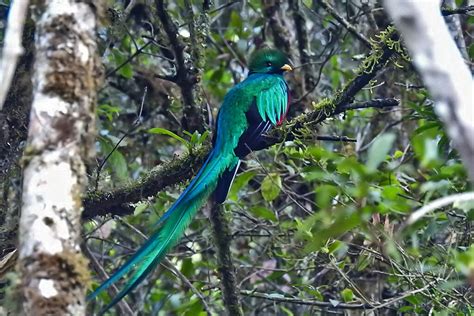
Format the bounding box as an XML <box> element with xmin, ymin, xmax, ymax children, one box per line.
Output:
<box><xmin>383</xmin><ymin>0</ymin><xmax>474</xmax><ymax>183</ymax></box>
<box><xmin>18</xmin><ymin>1</ymin><xmax>101</xmax><ymax>314</ymax></box>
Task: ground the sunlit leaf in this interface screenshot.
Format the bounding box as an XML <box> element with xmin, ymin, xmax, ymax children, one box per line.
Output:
<box><xmin>341</xmin><ymin>288</ymin><xmax>354</xmax><ymax>302</ymax></box>
<box><xmin>366</xmin><ymin>133</ymin><xmax>396</xmax><ymax>171</ymax></box>
<box><xmin>261</xmin><ymin>173</ymin><xmax>282</xmax><ymax>202</ymax></box>
<box><xmin>250</xmin><ymin>206</ymin><xmax>277</xmax><ymax>222</ymax></box>
<box><xmin>148</xmin><ymin>127</ymin><xmax>188</xmax><ymax>145</ymax></box>
<box><xmin>98</xmin><ymin>136</ymin><xmax>128</xmax><ymax>181</ymax></box>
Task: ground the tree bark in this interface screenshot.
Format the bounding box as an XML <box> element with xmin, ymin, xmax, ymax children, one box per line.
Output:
<box><xmin>443</xmin><ymin>0</ymin><xmax>469</xmax><ymax>61</ymax></box>
<box><xmin>210</xmin><ymin>203</ymin><xmax>243</xmax><ymax>316</ymax></box>
<box><xmin>18</xmin><ymin>1</ymin><xmax>101</xmax><ymax>314</ymax></box>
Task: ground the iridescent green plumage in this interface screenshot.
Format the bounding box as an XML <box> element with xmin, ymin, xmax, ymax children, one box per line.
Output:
<box><xmin>87</xmin><ymin>48</ymin><xmax>292</xmax><ymax>313</ymax></box>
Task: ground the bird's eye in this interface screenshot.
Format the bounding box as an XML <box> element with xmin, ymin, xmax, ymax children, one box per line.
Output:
<box><xmin>266</xmin><ymin>61</ymin><xmax>272</xmax><ymax>66</ymax></box>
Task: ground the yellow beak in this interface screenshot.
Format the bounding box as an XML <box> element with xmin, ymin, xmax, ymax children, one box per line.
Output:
<box><xmin>280</xmin><ymin>64</ymin><xmax>293</xmax><ymax>72</ymax></box>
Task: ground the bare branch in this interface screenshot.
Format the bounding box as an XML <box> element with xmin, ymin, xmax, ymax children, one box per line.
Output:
<box><xmin>241</xmin><ymin>283</ymin><xmax>434</xmax><ymax>311</ymax></box>
<box><xmin>403</xmin><ymin>192</ymin><xmax>474</xmax><ymax>227</ymax></box>
<box><xmin>441</xmin><ymin>5</ymin><xmax>474</xmax><ymax>16</ymax></box>
<box><xmin>162</xmin><ymin>258</ymin><xmax>213</xmax><ymax>316</ymax></box>
<box><xmin>83</xmin><ymin>245</ymin><xmax>134</xmax><ymax>316</ymax></box>
<box><xmin>262</xmin><ymin>0</ymin><xmax>292</xmax><ymax>55</ymax></box>
<box><xmin>82</xmin><ymin>99</ymin><xmax>397</xmax><ymax>219</ymax></box>
<box><xmin>210</xmin><ymin>203</ymin><xmax>243</xmax><ymax>316</ymax></box>
<box><xmin>240</xmin><ymin>290</ymin><xmax>371</xmax><ymax>309</ymax></box>
<box><xmin>82</xmin><ymin>26</ymin><xmax>401</xmax><ymax>219</ymax></box>
<box><xmin>155</xmin><ymin>0</ymin><xmax>207</xmax><ymax>132</ymax></box>
<box><xmin>318</xmin><ymin>0</ymin><xmax>372</xmax><ymax>48</ymax></box>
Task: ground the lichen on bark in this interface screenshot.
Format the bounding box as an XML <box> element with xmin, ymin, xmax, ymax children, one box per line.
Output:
<box><xmin>17</xmin><ymin>1</ymin><xmax>102</xmax><ymax>315</ymax></box>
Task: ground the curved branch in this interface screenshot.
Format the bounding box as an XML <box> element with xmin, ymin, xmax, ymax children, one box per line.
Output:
<box><xmin>319</xmin><ymin>0</ymin><xmax>372</xmax><ymax>48</ymax></box>
<box><xmin>82</xmin><ymin>98</ymin><xmax>398</xmax><ymax>219</ymax></box>
<box><xmin>83</xmin><ymin>27</ymin><xmax>401</xmax><ymax>219</ymax></box>
<box><xmin>155</xmin><ymin>0</ymin><xmax>207</xmax><ymax>132</ymax></box>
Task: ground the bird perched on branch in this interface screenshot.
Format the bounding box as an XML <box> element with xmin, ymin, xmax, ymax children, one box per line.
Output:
<box><xmin>87</xmin><ymin>48</ymin><xmax>293</xmax><ymax>312</ymax></box>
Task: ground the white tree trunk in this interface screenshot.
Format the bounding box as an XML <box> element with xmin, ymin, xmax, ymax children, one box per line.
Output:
<box><xmin>443</xmin><ymin>0</ymin><xmax>469</xmax><ymax>61</ymax></box>
<box><xmin>383</xmin><ymin>0</ymin><xmax>474</xmax><ymax>182</ymax></box>
<box><xmin>18</xmin><ymin>1</ymin><xmax>100</xmax><ymax>314</ymax></box>
<box><xmin>0</xmin><ymin>0</ymin><xmax>29</xmax><ymax>110</ymax></box>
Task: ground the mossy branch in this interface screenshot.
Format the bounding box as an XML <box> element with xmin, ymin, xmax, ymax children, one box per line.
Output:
<box><xmin>82</xmin><ymin>27</ymin><xmax>401</xmax><ymax>219</ymax></box>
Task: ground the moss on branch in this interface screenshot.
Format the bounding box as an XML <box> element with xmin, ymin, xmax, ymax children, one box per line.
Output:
<box><xmin>83</xmin><ymin>27</ymin><xmax>402</xmax><ymax>219</ymax></box>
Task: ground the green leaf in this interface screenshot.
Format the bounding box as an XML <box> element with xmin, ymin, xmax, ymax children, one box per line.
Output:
<box><xmin>181</xmin><ymin>258</ymin><xmax>194</xmax><ymax>278</ymax></box>
<box><xmin>295</xmin><ymin>217</ymin><xmax>313</xmax><ymax>239</ymax></box>
<box><xmin>98</xmin><ymin>136</ymin><xmax>128</xmax><ymax>180</ymax></box>
<box><xmin>118</xmin><ymin>63</ymin><xmax>133</xmax><ymax>79</ymax></box>
<box><xmin>399</xmin><ymin>306</ymin><xmax>414</xmax><ymax>312</ymax></box>
<box><xmin>111</xmin><ymin>49</ymin><xmax>134</xmax><ymax>79</ymax></box>
<box><xmin>393</xmin><ymin>150</ymin><xmax>403</xmax><ymax>159</ymax></box>
<box><xmin>148</xmin><ymin>127</ymin><xmax>188</xmax><ymax>146</ymax></box>
<box><xmin>280</xmin><ymin>306</ymin><xmax>294</xmax><ymax>316</ymax></box>
<box><xmin>315</xmin><ymin>184</ymin><xmax>339</xmax><ymax>208</ymax></box>
<box><xmin>261</xmin><ymin>173</ymin><xmax>282</xmax><ymax>202</ymax></box>
<box><xmin>366</xmin><ymin>133</ymin><xmax>396</xmax><ymax>171</ymax></box>
<box><xmin>341</xmin><ymin>288</ymin><xmax>354</xmax><ymax>302</ymax></box>
<box><xmin>303</xmin><ymin>207</ymin><xmax>361</xmax><ymax>252</ymax></box>
<box><xmin>134</xmin><ymin>202</ymin><xmax>148</xmax><ymax>215</ymax></box>
<box><xmin>468</xmin><ymin>43</ymin><xmax>474</xmax><ymax>60</ymax></box>
<box><xmin>328</xmin><ymin>240</ymin><xmax>347</xmax><ymax>255</ymax></box>
<box><xmin>98</xmin><ymin>104</ymin><xmax>121</xmax><ymax>121</ymax></box>
<box><xmin>250</xmin><ymin>206</ymin><xmax>277</xmax><ymax>222</ymax></box>
<box><xmin>228</xmin><ymin>171</ymin><xmax>256</xmax><ymax>201</ymax></box>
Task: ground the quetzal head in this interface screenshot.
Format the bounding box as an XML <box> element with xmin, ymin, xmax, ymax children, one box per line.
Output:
<box><xmin>248</xmin><ymin>48</ymin><xmax>293</xmax><ymax>75</ymax></box>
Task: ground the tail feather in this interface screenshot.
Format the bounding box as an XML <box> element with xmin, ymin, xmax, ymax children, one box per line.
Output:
<box><xmin>155</xmin><ymin>151</ymin><xmax>215</xmax><ymax>226</ymax></box>
<box><xmin>97</xmin><ymin>254</ymin><xmax>161</xmax><ymax>315</ymax></box>
<box><xmin>87</xmin><ymin>149</ymin><xmax>237</xmax><ymax>312</ymax></box>
<box><xmin>214</xmin><ymin>160</ymin><xmax>241</xmax><ymax>203</ymax></box>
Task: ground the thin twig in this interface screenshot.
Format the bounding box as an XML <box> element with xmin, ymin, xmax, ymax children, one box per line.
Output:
<box><xmin>123</xmin><ymin>0</ymin><xmax>138</xmax><ymax>17</ymax></box>
<box><xmin>240</xmin><ymin>290</ymin><xmax>371</xmax><ymax>309</ymax></box>
<box><xmin>329</xmin><ymin>257</ymin><xmax>372</xmax><ymax>304</ymax></box>
<box><xmin>106</xmin><ymin>41</ymin><xmax>153</xmax><ymax>78</ymax></box>
<box><xmin>95</xmin><ymin>87</ymin><xmax>148</xmax><ymax>190</ymax></box>
<box><xmin>162</xmin><ymin>259</ymin><xmax>213</xmax><ymax>316</ymax></box>
<box><xmin>316</xmin><ymin>135</ymin><xmax>356</xmax><ymax>142</ymax></box>
<box><xmin>83</xmin><ymin>245</ymin><xmax>134</xmax><ymax>316</ymax></box>
<box><xmin>319</xmin><ymin>0</ymin><xmax>372</xmax><ymax>49</ymax></box>
<box><xmin>368</xmin><ymin>283</ymin><xmax>433</xmax><ymax>311</ymax></box>
<box><xmin>0</xmin><ymin>249</ymin><xmax>17</xmax><ymax>278</ymax></box>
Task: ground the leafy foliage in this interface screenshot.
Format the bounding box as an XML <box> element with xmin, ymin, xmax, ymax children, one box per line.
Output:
<box><xmin>82</xmin><ymin>1</ymin><xmax>473</xmax><ymax>315</ymax></box>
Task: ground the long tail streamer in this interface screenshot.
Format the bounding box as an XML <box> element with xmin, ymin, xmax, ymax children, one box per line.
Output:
<box><xmin>87</xmin><ymin>150</ymin><xmax>236</xmax><ymax>313</ymax></box>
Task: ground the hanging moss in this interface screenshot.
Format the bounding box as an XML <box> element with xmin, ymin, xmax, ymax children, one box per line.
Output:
<box><xmin>357</xmin><ymin>26</ymin><xmax>410</xmax><ymax>76</ymax></box>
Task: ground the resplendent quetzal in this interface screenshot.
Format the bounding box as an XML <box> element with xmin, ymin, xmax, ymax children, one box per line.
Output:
<box><xmin>88</xmin><ymin>48</ymin><xmax>292</xmax><ymax>311</ymax></box>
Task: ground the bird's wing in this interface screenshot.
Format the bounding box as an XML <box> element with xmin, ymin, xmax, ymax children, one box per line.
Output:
<box><xmin>234</xmin><ymin>76</ymin><xmax>289</xmax><ymax>157</ymax></box>
<box><xmin>214</xmin><ymin>76</ymin><xmax>289</xmax><ymax>203</ymax></box>
<box><xmin>256</xmin><ymin>78</ymin><xmax>289</xmax><ymax>126</ymax></box>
